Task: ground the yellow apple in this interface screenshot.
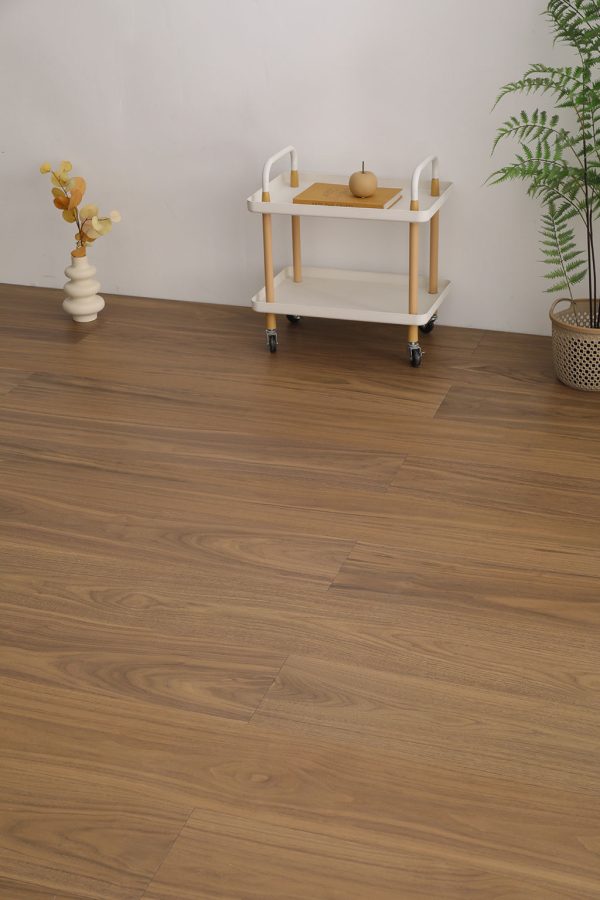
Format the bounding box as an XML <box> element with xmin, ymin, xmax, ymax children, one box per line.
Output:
<box><xmin>349</xmin><ymin>163</ymin><xmax>377</xmax><ymax>198</ymax></box>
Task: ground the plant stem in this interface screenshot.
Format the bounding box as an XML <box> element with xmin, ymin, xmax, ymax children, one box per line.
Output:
<box><xmin>549</xmin><ymin>207</ymin><xmax>575</xmax><ymax>302</ymax></box>
<box><xmin>581</xmin><ymin>109</ymin><xmax>594</xmax><ymax>326</ymax></box>
<box><xmin>53</xmin><ymin>170</ymin><xmax>84</xmax><ymax>251</ymax></box>
<box><xmin>591</xmin><ymin>217</ymin><xmax>598</xmax><ymax>325</ymax></box>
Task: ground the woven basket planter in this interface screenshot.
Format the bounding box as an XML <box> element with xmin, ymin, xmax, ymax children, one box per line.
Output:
<box><xmin>550</xmin><ymin>299</ymin><xmax>600</xmax><ymax>391</ymax></box>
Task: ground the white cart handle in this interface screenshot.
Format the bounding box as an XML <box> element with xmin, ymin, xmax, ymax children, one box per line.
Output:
<box><xmin>262</xmin><ymin>146</ymin><xmax>299</xmax><ymax>198</ymax></box>
<box><xmin>411</xmin><ymin>155</ymin><xmax>439</xmax><ymax>203</ymax></box>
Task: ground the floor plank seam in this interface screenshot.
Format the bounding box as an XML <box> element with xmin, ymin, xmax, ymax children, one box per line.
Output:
<box><xmin>472</xmin><ymin>330</ymin><xmax>486</xmax><ymax>352</ymax></box>
<box><xmin>0</xmin><ymin>372</ymin><xmax>36</xmax><ymax>402</ymax></box>
<box><xmin>137</xmin><ymin>805</ymin><xmax>196</xmax><ymax>900</ymax></box>
<box><xmin>429</xmin><ymin>382</ymin><xmax>454</xmax><ymax>420</ymax></box>
<box><xmin>323</xmin><ymin>538</ymin><xmax>360</xmax><ymax>594</ymax></box>
<box><xmin>248</xmin><ymin>654</ymin><xmax>290</xmax><ymax>724</ymax></box>
<box><xmin>428</xmin><ymin>329</ymin><xmax>485</xmax><ymax>420</ymax></box>
<box><xmin>326</xmin><ymin>535</ymin><xmax>367</xmax><ymax>593</ymax></box>
<box><xmin>382</xmin><ymin>456</ymin><xmax>408</xmax><ymax>494</ymax></box>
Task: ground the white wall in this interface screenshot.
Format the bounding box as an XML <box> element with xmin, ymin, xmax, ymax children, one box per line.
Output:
<box><xmin>0</xmin><ymin>0</ymin><xmax>562</xmax><ymax>334</ymax></box>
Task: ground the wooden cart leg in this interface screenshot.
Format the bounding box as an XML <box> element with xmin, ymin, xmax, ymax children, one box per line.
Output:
<box><xmin>429</xmin><ymin>176</ymin><xmax>440</xmax><ymax>296</ymax></box>
<box><xmin>408</xmin><ymin>219</ymin><xmax>419</xmax><ymax>339</ymax></box>
<box><xmin>408</xmin><ymin>199</ymin><xmax>421</xmax><ymax>365</ymax></box>
<box><xmin>262</xmin><ymin>211</ymin><xmax>278</xmax><ymax>351</ymax></box>
<box><xmin>292</xmin><ymin>216</ymin><xmax>302</xmax><ymax>283</ymax></box>
<box><xmin>285</xmin><ymin>215</ymin><xmax>304</xmax><ymax>325</ymax></box>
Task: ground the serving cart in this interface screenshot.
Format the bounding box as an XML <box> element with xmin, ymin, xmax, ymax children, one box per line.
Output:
<box><xmin>247</xmin><ymin>146</ymin><xmax>453</xmax><ymax>367</ymax></box>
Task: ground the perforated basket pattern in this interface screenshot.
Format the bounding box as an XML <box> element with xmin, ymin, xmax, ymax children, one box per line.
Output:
<box><xmin>551</xmin><ymin>300</ymin><xmax>600</xmax><ymax>391</ymax></box>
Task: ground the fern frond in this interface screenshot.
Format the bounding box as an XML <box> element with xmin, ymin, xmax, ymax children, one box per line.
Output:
<box><xmin>539</xmin><ymin>204</ymin><xmax>587</xmax><ymax>297</ymax></box>
<box><xmin>494</xmin><ymin>64</ymin><xmax>592</xmax><ymax>108</ymax></box>
<box><xmin>491</xmin><ymin>110</ymin><xmax>574</xmax><ymax>155</ymax></box>
<box><xmin>490</xmin><ymin>151</ymin><xmax>571</xmax><ymax>187</ymax></box>
<box><xmin>547</xmin><ymin>0</ymin><xmax>600</xmax><ymax>58</ymax></box>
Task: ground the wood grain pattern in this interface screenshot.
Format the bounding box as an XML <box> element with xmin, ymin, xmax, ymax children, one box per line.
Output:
<box><xmin>0</xmin><ymin>878</ymin><xmax>87</xmax><ymax>899</ymax></box>
<box><xmin>332</xmin><ymin>542</ymin><xmax>600</xmax><ymax>625</ymax></box>
<box><xmin>0</xmin><ymin>615</ymin><xmax>285</xmax><ymax>722</ymax></box>
<box><xmin>252</xmin><ymin>653</ymin><xmax>600</xmax><ymax>793</ymax></box>
<box><xmin>0</xmin><ymin>368</ymin><xmax>29</xmax><ymax>397</ymax></box>
<box><xmin>437</xmin><ymin>380</ymin><xmax>600</xmax><ymax>437</ymax></box>
<box><xmin>3</xmin><ymin>676</ymin><xmax>600</xmax><ymax>900</ymax></box>
<box><xmin>0</xmin><ymin>746</ymin><xmax>191</xmax><ymax>899</ymax></box>
<box><xmin>1</xmin><ymin>283</ymin><xmax>600</xmax><ymax>897</ymax></box>
<box><xmin>142</xmin><ymin>801</ymin><xmax>598</xmax><ymax>900</ymax></box>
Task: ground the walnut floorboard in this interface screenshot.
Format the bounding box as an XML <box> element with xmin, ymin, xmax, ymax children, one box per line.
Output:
<box><xmin>3</xmin><ymin>678</ymin><xmax>600</xmax><ymax>900</ymax></box>
<box><xmin>393</xmin><ymin>456</ymin><xmax>600</xmax><ymax>520</ymax></box>
<box><xmin>0</xmin><ymin>878</ymin><xmax>88</xmax><ymax>900</ymax></box>
<box><xmin>3</xmin><ymin>677</ymin><xmax>600</xmax><ymax>899</ymax></box>
<box><xmin>1</xmin><ymin>283</ymin><xmax>599</xmax><ymax>898</ymax></box>
<box><xmin>2</xmin><ymin>435</ymin><xmax>598</xmax><ymax>584</ymax></box>
<box><xmin>0</xmin><ymin>369</ymin><xmax>29</xmax><ymax>397</ymax></box>
<box><xmin>252</xmin><ymin>652</ymin><xmax>600</xmax><ymax>794</ymax></box>
<box><xmin>437</xmin><ymin>381</ymin><xmax>600</xmax><ymax>437</ymax></box>
<box><xmin>0</xmin><ymin>614</ymin><xmax>286</xmax><ymax>722</ymax></box>
<box><xmin>332</xmin><ymin>544</ymin><xmax>600</xmax><ymax>625</ymax></box>
<box><xmin>142</xmin><ymin>802</ymin><xmax>595</xmax><ymax>900</ymax></box>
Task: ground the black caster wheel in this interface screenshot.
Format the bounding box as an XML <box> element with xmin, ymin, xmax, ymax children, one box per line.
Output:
<box><xmin>267</xmin><ymin>333</ymin><xmax>278</xmax><ymax>353</ymax></box>
<box><xmin>419</xmin><ymin>315</ymin><xmax>437</xmax><ymax>335</ymax></box>
<box><xmin>409</xmin><ymin>345</ymin><xmax>423</xmax><ymax>368</ymax></box>
<box><xmin>286</xmin><ymin>315</ymin><xmax>301</xmax><ymax>324</ymax></box>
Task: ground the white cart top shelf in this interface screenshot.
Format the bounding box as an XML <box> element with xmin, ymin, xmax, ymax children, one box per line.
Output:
<box><xmin>248</xmin><ymin>171</ymin><xmax>453</xmax><ymax>223</ymax></box>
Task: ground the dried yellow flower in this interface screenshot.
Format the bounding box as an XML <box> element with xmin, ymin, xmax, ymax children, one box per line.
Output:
<box><xmin>80</xmin><ymin>204</ymin><xmax>98</xmax><ymax>219</ymax></box>
<box><xmin>91</xmin><ymin>215</ymin><xmax>112</xmax><ymax>236</ymax></box>
<box><xmin>40</xmin><ymin>160</ymin><xmax>118</xmax><ymax>254</ymax></box>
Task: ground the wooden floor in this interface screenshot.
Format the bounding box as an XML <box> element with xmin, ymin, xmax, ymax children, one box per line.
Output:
<box><xmin>1</xmin><ymin>283</ymin><xmax>600</xmax><ymax>899</ymax></box>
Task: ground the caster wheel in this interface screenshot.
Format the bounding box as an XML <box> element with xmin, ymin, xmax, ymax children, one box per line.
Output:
<box><xmin>267</xmin><ymin>333</ymin><xmax>278</xmax><ymax>353</ymax></box>
<box><xmin>286</xmin><ymin>315</ymin><xmax>301</xmax><ymax>324</ymax></box>
<box><xmin>409</xmin><ymin>345</ymin><xmax>423</xmax><ymax>368</ymax></box>
<box><xmin>419</xmin><ymin>315</ymin><xmax>437</xmax><ymax>335</ymax></box>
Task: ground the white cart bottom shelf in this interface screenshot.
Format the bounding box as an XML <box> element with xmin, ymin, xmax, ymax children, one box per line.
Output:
<box><xmin>251</xmin><ymin>266</ymin><xmax>451</xmax><ymax>326</ymax></box>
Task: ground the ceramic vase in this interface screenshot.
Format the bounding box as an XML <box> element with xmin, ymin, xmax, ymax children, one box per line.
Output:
<box><xmin>63</xmin><ymin>253</ymin><xmax>105</xmax><ymax>322</ymax></box>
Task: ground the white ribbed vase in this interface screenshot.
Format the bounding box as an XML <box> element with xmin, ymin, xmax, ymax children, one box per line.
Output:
<box><xmin>63</xmin><ymin>253</ymin><xmax>105</xmax><ymax>323</ymax></box>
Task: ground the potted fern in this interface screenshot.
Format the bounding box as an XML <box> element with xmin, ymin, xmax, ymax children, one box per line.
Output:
<box><xmin>491</xmin><ymin>0</ymin><xmax>600</xmax><ymax>390</ymax></box>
